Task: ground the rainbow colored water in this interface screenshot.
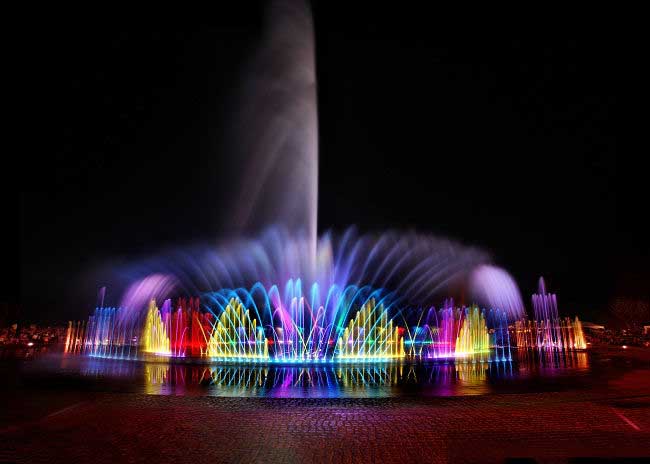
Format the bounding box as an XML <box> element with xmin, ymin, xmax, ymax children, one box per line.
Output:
<box><xmin>66</xmin><ymin>277</ymin><xmax>585</xmax><ymax>363</ymax></box>
<box><xmin>406</xmin><ymin>302</ymin><xmax>511</xmax><ymax>362</ymax></box>
<box><xmin>72</xmin><ymin>281</ymin><xmax>406</xmax><ymax>362</ymax></box>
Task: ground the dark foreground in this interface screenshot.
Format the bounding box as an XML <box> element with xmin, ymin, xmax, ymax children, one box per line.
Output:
<box><xmin>1</xmin><ymin>348</ymin><xmax>649</xmax><ymax>463</ymax></box>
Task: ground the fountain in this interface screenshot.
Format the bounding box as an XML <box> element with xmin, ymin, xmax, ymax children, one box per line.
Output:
<box><xmin>512</xmin><ymin>277</ymin><xmax>586</xmax><ymax>351</ymax></box>
<box><xmin>63</xmin><ymin>320</ymin><xmax>85</xmax><ymax>354</ymax></box>
<box><xmin>69</xmin><ymin>280</ymin><xmax>519</xmax><ymax>363</ymax></box>
<box><xmin>74</xmin><ymin>281</ymin><xmax>405</xmax><ymax>362</ymax></box>
<box><xmin>142</xmin><ymin>300</ymin><xmax>171</xmax><ymax>356</ymax></box>
<box><xmin>336</xmin><ymin>298</ymin><xmax>405</xmax><ymax>361</ymax></box>
<box><xmin>454</xmin><ymin>306</ymin><xmax>491</xmax><ymax>359</ymax></box>
<box><xmin>64</xmin><ymin>1</ymin><xmax>544</xmax><ymax>367</ymax></box>
<box><xmin>405</xmin><ymin>301</ymin><xmax>512</xmax><ymax>362</ymax></box>
<box><xmin>205</xmin><ymin>298</ymin><xmax>268</xmax><ymax>360</ymax></box>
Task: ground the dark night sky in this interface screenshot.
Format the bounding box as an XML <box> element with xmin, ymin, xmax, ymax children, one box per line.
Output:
<box><xmin>12</xmin><ymin>4</ymin><xmax>646</xmax><ymax>323</ymax></box>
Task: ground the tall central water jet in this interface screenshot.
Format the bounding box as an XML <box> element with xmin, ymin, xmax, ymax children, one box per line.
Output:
<box><xmin>223</xmin><ymin>0</ymin><xmax>319</xmax><ymax>269</ymax></box>
<box><xmin>81</xmin><ymin>1</ymin><xmax>530</xmax><ymax>363</ymax></box>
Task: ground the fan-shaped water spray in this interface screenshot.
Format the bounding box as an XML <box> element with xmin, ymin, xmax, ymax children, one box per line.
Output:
<box><xmin>72</xmin><ymin>0</ymin><xmax>533</xmax><ymax>365</ymax></box>
<box><xmin>406</xmin><ymin>301</ymin><xmax>512</xmax><ymax>362</ymax></box>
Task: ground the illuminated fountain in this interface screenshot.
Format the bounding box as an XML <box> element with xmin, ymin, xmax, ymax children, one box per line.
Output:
<box><xmin>454</xmin><ymin>306</ymin><xmax>491</xmax><ymax>359</ymax></box>
<box><xmin>205</xmin><ymin>298</ymin><xmax>269</xmax><ymax>361</ymax></box>
<box><xmin>140</xmin><ymin>298</ymin><xmax>213</xmax><ymax>358</ymax></box>
<box><xmin>77</xmin><ymin>295</ymin><xmax>212</xmax><ymax>359</ymax></box>
<box><xmin>64</xmin><ymin>320</ymin><xmax>85</xmax><ymax>354</ymax></box>
<box><xmin>199</xmin><ymin>281</ymin><xmax>404</xmax><ymax>362</ymax></box>
<box><xmin>83</xmin><ymin>307</ymin><xmax>141</xmax><ymax>359</ymax></box>
<box><xmin>74</xmin><ymin>280</ymin><xmax>408</xmax><ymax>362</ymax></box>
<box><xmin>405</xmin><ymin>301</ymin><xmax>511</xmax><ymax>362</ymax></box>
<box><xmin>142</xmin><ymin>300</ymin><xmax>171</xmax><ymax>356</ymax></box>
<box><xmin>572</xmin><ymin>316</ymin><xmax>586</xmax><ymax>349</ymax></box>
<box><xmin>336</xmin><ymin>298</ymin><xmax>405</xmax><ymax>360</ymax></box>
<box><xmin>512</xmin><ymin>277</ymin><xmax>586</xmax><ymax>351</ymax></box>
<box><xmin>71</xmin><ymin>1</ymin><xmax>529</xmax><ymax>367</ymax></box>
<box><xmin>72</xmin><ymin>280</ymin><xmax>522</xmax><ymax>363</ymax></box>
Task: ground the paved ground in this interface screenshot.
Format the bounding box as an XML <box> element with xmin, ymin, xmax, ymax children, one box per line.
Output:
<box><xmin>1</xmin><ymin>347</ymin><xmax>649</xmax><ymax>463</ymax></box>
<box><xmin>1</xmin><ymin>385</ymin><xmax>649</xmax><ymax>463</ymax></box>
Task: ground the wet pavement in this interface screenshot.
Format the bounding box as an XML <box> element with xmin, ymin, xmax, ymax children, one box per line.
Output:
<box><xmin>1</xmin><ymin>347</ymin><xmax>649</xmax><ymax>463</ymax></box>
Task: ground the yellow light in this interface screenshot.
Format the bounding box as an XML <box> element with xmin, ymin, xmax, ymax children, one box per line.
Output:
<box><xmin>205</xmin><ymin>298</ymin><xmax>269</xmax><ymax>360</ymax></box>
<box><xmin>335</xmin><ymin>298</ymin><xmax>405</xmax><ymax>360</ymax></box>
<box><xmin>142</xmin><ymin>300</ymin><xmax>171</xmax><ymax>355</ymax></box>
<box><xmin>455</xmin><ymin>306</ymin><xmax>490</xmax><ymax>358</ymax></box>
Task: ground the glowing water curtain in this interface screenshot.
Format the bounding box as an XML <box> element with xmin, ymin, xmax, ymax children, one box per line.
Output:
<box><xmin>201</xmin><ymin>280</ymin><xmax>404</xmax><ymax>362</ymax></box>
<box><xmin>78</xmin><ymin>280</ymin><xmax>408</xmax><ymax>362</ymax></box>
<box><xmin>205</xmin><ymin>298</ymin><xmax>269</xmax><ymax>360</ymax></box>
<box><xmin>336</xmin><ymin>298</ymin><xmax>405</xmax><ymax>360</ymax></box>
<box><xmin>75</xmin><ymin>279</ymin><xmax>526</xmax><ymax>363</ymax></box>
<box><xmin>142</xmin><ymin>300</ymin><xmax>171</xmax><ymax>356</ymax></box>
<box><xmin>455</xmin><ymin>306</ymin><xmax>491</xmax><ymax>359</ymax></box>
<box><xmin>72</xmin><ymin>277</ymin><xmax>587</xmax><ymax>363</ymax></box>
<box><xmin>512</xmin><ymin>277</ymin><xmax>586</xmax><ymax>351</ymax></box>
<box><xmin>82</xmin><ymin>307</ymin><xmax>141</xmax><ymax>359</ymax></box>
<box><xmin>405</xmin><ymin>301</ymin><xmax>511</xmax><ymax>362</ymax></box>
<box><xmin>64</xmin><ymin>320</ymin><xmax>85</xmax><ymax>354</ymax></box>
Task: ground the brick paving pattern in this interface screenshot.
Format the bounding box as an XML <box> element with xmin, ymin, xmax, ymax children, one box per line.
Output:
<box><xmin>2</xmin><ymin>389</ymin><xmax>649</xmax><ymax>463</ymax></box>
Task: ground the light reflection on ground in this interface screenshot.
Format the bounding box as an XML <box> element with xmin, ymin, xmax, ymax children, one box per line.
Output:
<box><xmin>11</xmin><ymin>349</ymin><xmax>601</xmax><ymax>398</ymax></box>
